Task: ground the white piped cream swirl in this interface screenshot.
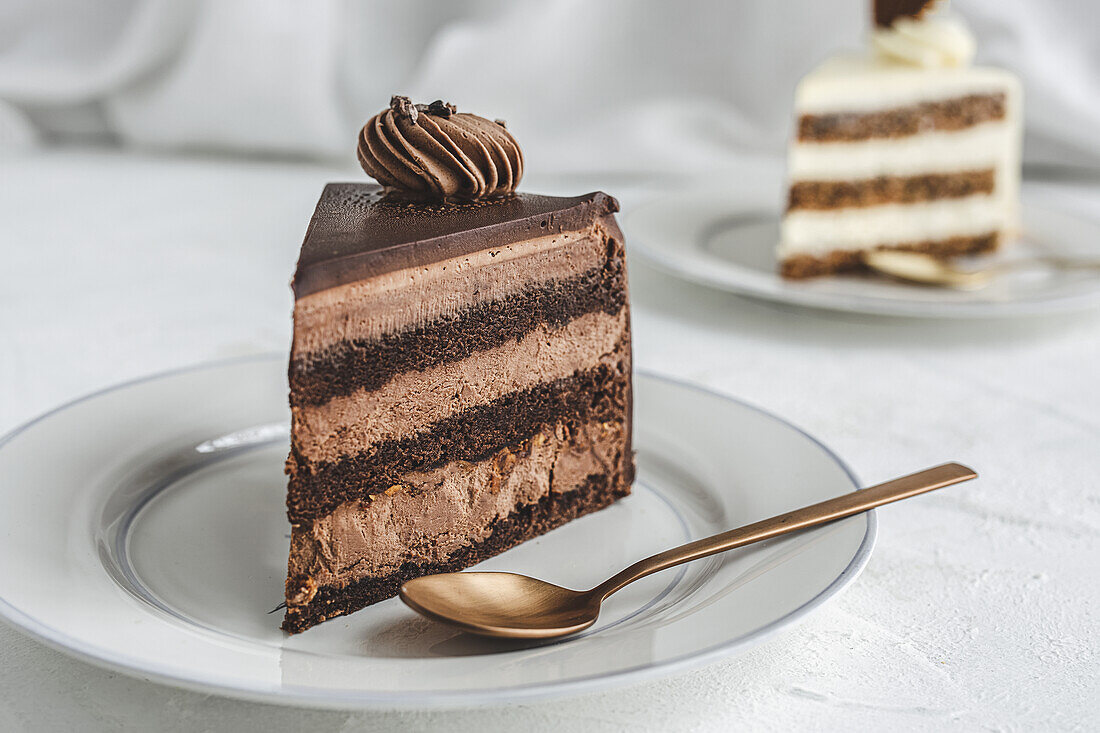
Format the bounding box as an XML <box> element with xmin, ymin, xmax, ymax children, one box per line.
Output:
<box><xmin>871</xmin><ymin>5</ymin><xmax>976</xmax><ymax>68</ymax></box>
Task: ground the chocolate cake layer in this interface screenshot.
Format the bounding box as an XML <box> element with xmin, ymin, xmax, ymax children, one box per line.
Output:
<box><xmin>797</xmin><ymin>93</ymin><xmax>1006</xmax><ymax>143</ymax></box>
<box><xmin>290</xmin><ymin>247</ymin><xmax>626</xmax><ymax>408</ymax></box>
<box><xmin>292</xmin><ymin>227</ymin><xmax>607</xmax><ymax>355</ymax></box>
<box><xmin>287</xmin><ymin>362</ymin><xmax>630</xmax><ymax>522</ymax></box>
<box><xmin>292</xmin><ymin>310</ymin><xmax>628</xmax><ymax>464</ymax></box>
<box><xmin>283</xmin><ymin>472</ymin><xmax>628</xmax><ymax>633</ymax></box>
<box><xmin>287</xmin><ymin>417</ymin><xmax>628</xmax><ymax>597</ymax></box>
<box><xmin>780</xmin><ymin>233</ymin><xmax>998</xmax><ymax>279</ymax></box>
<box><xmin>787</xmin><ymin>169</ymin><xmax>995</xmax><ymax>211</ymax></box>
<box><xmin>294</xmin><ymin>183</ymin><xmax>619</xmax><ymax>297</ymax></box>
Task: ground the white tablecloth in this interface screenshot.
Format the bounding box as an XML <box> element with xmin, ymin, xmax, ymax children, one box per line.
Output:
<box><xmin>1</xmin><ymin>149</ymin><xmax>1097</xmax><ymax>732</ymax></box>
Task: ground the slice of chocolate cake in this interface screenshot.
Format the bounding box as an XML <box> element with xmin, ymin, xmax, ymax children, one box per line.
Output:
<box><xmin>282</xmin><ymin>97</ymin><xmax>634</xmax><ymax>633</ymax></box>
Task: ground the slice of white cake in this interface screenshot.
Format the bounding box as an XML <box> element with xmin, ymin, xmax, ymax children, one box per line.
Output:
<box><xmin>778</xmin><ymin>1</ymin><xmax>1022</xmax><ymax>279</ymax></box>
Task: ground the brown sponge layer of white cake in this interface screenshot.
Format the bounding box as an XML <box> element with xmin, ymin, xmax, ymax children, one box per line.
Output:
<box><xmin>797</xmin><ymin>93</ymin><xmax>1006</xmax><ymax>142</ymax></box>
<box><xmin>780</xmin><ymin>233</ymin><xmax>998</xmax><ymax>279</ymax></box>
<box><xmin>787</xmin><ymin>169</ymin><xmax>995</xmax><ymax>211</ymax></box>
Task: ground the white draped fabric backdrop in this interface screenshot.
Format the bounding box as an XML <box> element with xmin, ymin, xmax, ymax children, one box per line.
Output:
<box><xmin>2</xmin><ymin>0</ymin><xmax>1099</xmax><ymax>175</ymax></box>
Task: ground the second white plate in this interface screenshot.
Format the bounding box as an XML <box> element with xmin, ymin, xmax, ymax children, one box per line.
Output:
<box><xmin>0</xmin><ymin>357</ymin><xmax>871</xmax><ymax>708</ymax></box>
<box><xmin>624</xmin><ymin>188</ymin><xmax>1100</xmax><ymax>318</ymax></box>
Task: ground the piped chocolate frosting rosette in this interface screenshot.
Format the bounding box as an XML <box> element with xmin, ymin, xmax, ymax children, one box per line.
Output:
<box><xmin>358</xmin><ymin>96</ymin><xmax>524</xmax><ymax>202</ymax></box>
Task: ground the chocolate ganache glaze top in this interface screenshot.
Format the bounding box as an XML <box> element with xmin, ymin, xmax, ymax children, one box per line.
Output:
<box><xmin>358</xmin><ymin>96</ymin><xmax>524</xmax><ymax>202</ymax></box>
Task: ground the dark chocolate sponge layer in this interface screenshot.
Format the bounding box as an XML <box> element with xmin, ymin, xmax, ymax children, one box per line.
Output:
<box><xmin>290</xmin><ymin>237</ymin><xmax>626</xmax><ymax>408</ymax></box>
<box><xmin>287</xmin><ymin>361</ymin><xmax>631</xmax><ymax>523</ymax></box>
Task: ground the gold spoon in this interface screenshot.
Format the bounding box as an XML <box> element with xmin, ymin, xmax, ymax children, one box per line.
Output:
<box><xmin>862</xmin><ymin>250</ymin><xmax>1100</xmax><ymax>290</ymax></box>
<box><xmin>400</xmin><ymin>462</ymin><xmax>977</xmax><ymax>639</ymax></box>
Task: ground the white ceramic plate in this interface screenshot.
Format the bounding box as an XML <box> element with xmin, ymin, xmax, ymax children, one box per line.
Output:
<box><xmin>624</xmin><ymin>189</ymin><xmax>1100</xmax><ymax>318</ymax></box>
<box><xmin>0</xmin><ymin>356</ymin><xmax>871</xmax><ymax>709</ymax></box>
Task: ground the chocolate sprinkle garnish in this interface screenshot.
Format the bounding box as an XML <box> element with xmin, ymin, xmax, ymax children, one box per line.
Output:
<box><xmin>390</xmin><ymin>94</ymin><xmax>417</xmax><ymax>123</ymax></box>
<box><xmin>425</xmin><ymin>99</ymin><xmax>456</xmax><ymax>118</ymax></box>
<box><xmin>389</xmin><ymin>95</ymin><xmax>458</xmax><ymax>124</ymax></box>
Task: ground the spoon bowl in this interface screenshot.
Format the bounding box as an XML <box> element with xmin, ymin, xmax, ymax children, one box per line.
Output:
<box><xmin>862</xmin><ymin>251</ymin><xmax>990</xmax><ymax>289</ymax></box>
<box><xmin>400</xmin><ymin>572</ymin><xmax>599</xmax><ymax>638</ymax></box>
<box><xmin>862</xmin><ymin>249</ymin><xmax>1100</xmax><ymax>289</ymax></box>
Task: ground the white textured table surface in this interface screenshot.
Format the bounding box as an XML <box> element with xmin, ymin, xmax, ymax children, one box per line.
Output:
<box><xmin>1</xmin><ymin>150</ymin><xmax>1097</xmax><ymax>732</ymax></box>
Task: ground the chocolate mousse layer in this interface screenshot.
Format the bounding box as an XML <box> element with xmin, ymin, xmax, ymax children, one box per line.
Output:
<box><xmin>291</xmin><ymin>311</ymin><xmax>628</xmax><ymax>467</ymax></box>
<box><xmin>283</xmin><ymin>472</ymin><xmax>629</xmax><ymax>633</ymax></box>
<box><xmin>284</xmin><ymin>415</ymin><xmax>628</xmax><ymax>627</ymax></box>
<box><xmin>286</xmin><ymin>361</ymin><xmax>630</xmax><ymax>523</ymax></box>
<box><xmin>290</xmin><ymin>247</ymin><xmax>626</xmax><ymax>407</ymax></box>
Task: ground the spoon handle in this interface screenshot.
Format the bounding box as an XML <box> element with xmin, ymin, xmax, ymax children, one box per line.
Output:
<box><xmin>591</xmin><ymin>462</ymin><xmax>977</xmax><ymax>599</ymax></box>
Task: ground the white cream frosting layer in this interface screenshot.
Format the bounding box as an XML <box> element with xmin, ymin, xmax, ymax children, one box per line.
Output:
<box><xmin>779</xmin><ymin>196</ymin><xmax>1005</xmax><ymax>256</ymax></box>
<box><xmin>789</xmin><ymin>123</ymin><xmax>1011</xmax><ymax>180</ymax></box>
<box><xmin>794</xmin><ymin>52</ymin><xmax>1019</xmax><ymax>114</ymax></box>
<box><xmin>786</xmin><ymin>119</ymin><xmax>1021</xmax><ymax>233</ymax></box>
